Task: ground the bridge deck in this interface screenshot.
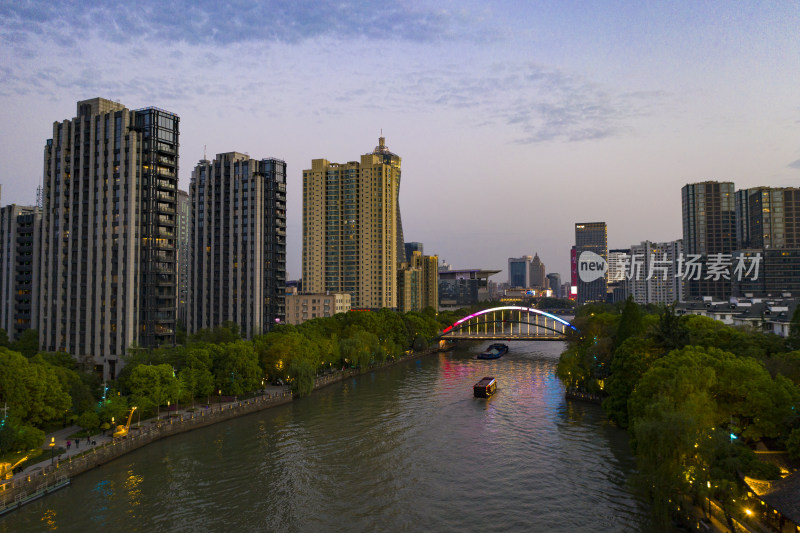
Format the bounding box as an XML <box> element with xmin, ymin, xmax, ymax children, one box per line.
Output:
<box><xmin>441</xmin><ymin>334</ymin><xmax>566</xmax><ymax>341</ymax></box>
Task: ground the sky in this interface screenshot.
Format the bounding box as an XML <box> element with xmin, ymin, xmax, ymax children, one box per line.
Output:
<box><xmin>1</xmin><ymin>1</ymin><xmax>799</xmax><ymax>282</ymax></box>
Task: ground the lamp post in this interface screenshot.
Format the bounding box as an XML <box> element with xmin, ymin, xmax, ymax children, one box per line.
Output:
<box><xmin>49</xmin><ymin>437</ymin><xmax>55</xmax><ymax>466</ymax></box>
<box><xmin>218</xmin><ymin>389</ymin><xmax>222</xmax><ymax>410</ymax></box>
<box><xmin>167</xmin><ymin>401</ymin><xmax>170</xmax><ymax>419</ymax></box>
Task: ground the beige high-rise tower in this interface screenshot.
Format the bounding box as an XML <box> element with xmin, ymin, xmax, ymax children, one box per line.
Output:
<box><xmin>302</xmin><ymin>136</ymin><xmax>404</xmax><ymax>309</ymax></box>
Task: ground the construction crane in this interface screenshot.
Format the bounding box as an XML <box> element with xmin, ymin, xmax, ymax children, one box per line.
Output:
<box><xmin>112</xmin><ymin>407</ymin><xmax>137</xmax><ymax>438</ymax></box>
<box><xmin>0</xmin><ymin>455</ymin><xmax>29</xmax><ymax>480</ymax></box>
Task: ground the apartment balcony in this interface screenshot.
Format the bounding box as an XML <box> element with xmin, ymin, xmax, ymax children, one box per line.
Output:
<box><xmin>157</xmin><ymin>155</ymin><xmax>176</xmax><ymax>168</ymax></box>
<box><xmin>156</xmin><ymin>167</ymin><xmax>176</xmax><ymax>179</ymax></box>
<box><xmin>156</xmin><ymin>178</ymin><xmax>176</xmax><ymax>190</ymax></box>
<box><xmin>156</xmin><ymin>143</ymin><xmax>176</xmax><ymax>156</ymax></box>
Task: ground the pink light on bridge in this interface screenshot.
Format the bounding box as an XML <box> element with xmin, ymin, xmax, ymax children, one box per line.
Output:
<box><xmin>445</xmin><ymin>306</ymin><xmax>576</xmax><ymax>332</ymax></box>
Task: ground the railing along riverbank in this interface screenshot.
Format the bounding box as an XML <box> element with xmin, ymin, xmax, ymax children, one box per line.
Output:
<box><xmin>0</xmin><ymin>346</ymin><xmax>442</xmax><ymax>516</ymax></box>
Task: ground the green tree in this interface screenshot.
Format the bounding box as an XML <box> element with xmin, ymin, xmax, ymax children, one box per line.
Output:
<box><xmin>32</xmin><ymin>354</ymin><xmax>95</xmax><ymax>417</ymax></box>
<box><xmin>649</xmin><ymin>305</ymin><xmax>688</xmax><ymax>353</ymax></box>
<box><xmin>77</xmin><ymin>410</ymin><xmax>100</xmax><ymax>432</ymax></box>
<box><xmin>0</xmin><ymin>348</ymin><xmax>71</xmax><ymax>427</ymax></box>
<box><xmin>177</xmin><ymin>345</ymin><xmax>215</xmax><ymax>407</ymax></box>
<box><xmin>12</xmin><ymin>329</ymin><xmax>40</xmax><ymax>358</ymax></box>
<box><xmin>787</xmin><ymin>305</ymin><xmax>800</xmax><ymax>351</ymax></box>
<box><xmin>614</xmin><ymin>297</ymin><xmax>644</xmax><ymax>349</ymax></box>
<box><xmin>787</xmin><ymin>427</ymin><xmax>800</xmax><ymax>461</ymax></box>
<box><xmin>603</xmin><ymin>337</ymin><xmax>659</xmax><ymax>427</ymax></box>
<box><xmin>340</xmin><ymin>329</ymin><xmax>380</xmax><ymax>368</ymax></box>
<box><xmin>254</xmin><ymin>331</ymin><xmax>311</xmax><ymax>381</ymax></box>
<box><xmin>128</xmin><ymin>364</ymin><xmax>179</xmax><ymax>417</ymax></box>
<box><xmin>212</xmin><ymin>341</ymin><xmax>262</xmax><ymax>396</ymax></box>
<box><xmin>288</xmin><ymin>357</ymin><xmax>316</xmax><ymax>396</ymax></box>
<box><xmin>629</xmin><ymin>351</ymin><xmax>718</xmax><ymax>528</ymax></box>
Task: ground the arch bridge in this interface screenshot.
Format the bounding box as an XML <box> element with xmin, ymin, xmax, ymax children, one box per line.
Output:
<box><xmin>440</xmin><ymin>306</ymin><xmax>576</xmax><ymax>341</ymax></box>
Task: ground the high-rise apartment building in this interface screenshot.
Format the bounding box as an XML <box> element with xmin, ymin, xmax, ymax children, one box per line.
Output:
<box><xmin>189</xmin><ymin>152</ymin><xmax>286</xmax><ymax>338</ymax></box>
<box><xmin>397</xmin><ymin>251</ymin><xmax>439</xmax><ymax>313</ymax></box>
<box><xmin>529</xmin><ymin>253</ymin><xmax>546</xmax><ymax>289</ymax></box>
<box><xmin>39</xmin><ymin>98</ymin><xmax>179</xmax><ymax>378</ymax></box>
<box><xmin>0</xmin><ymin>205</ymin><xmax>41</xmax><ymax>341</ymax></box>
<box><xmin>575</xmin><ymin>222</ymin><xmax>608</xmax><ymax>304</ymax></box>
<box><xmin>627</xmin><ymin>240</ymin><xmax>683</xmax><ymax>305</ymax></box>
<box><xmin>508</xmin><ymin>256</ymin><xmax>531</xmax><ymax>288</ymax></box>
<box><xmin>735</xmin><ymin>187</ymin><xmax>800</xmax><ymax>249</ymax></box>
<box><xmin>302</xmin><ymin>137</ymin><xmax>403</xmax><ymax>309</ymax></box>
<box><xmin>681</xmin><ymin>181</ymin><xmax>735</xmax><ymax>299</ymax></box>
<box><xmin>733</xmin><ymin>186</ymin><xmax>800</xmax><ymax>296</ymax></box>
<box><xmin>177</xmin><ymin>189</ymin><xmax>190</xmax><ymax>327</ymax></box>
<box><xmin>404</xmin><ymin>242</ymin><xmax>423</xmax><ymax>260</ymax></box>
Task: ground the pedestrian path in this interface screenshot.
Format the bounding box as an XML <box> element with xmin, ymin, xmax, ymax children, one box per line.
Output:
<box><xmin>11</xmin><ymin>425</ymin><xmax>113</xmax><ymax>480</ymax></box>
<box><xmin>8</xmin><ymin>388</ymin><xmax>289</xmax><ymax>482</ymax></box>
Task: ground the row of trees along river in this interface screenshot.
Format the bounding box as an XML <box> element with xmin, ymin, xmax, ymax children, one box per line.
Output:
<box><xmin>0</xmin><ymin>305</ymin><xmax>484</xmax><ymax>463</ymax></box>
<box><xmin>557</xmin><ymin>298</ymin><xmax>800</xmax><ymax>530</ymax></box>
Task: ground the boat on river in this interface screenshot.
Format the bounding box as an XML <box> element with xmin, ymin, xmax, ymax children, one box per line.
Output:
<box><xmin>477</xmin><ymin>343</ymin><xmax>508</xmax><ymax>360</ymax></box>
<box><xmin>473</xmin><ymin>377</ymin><xmax>497</xmax><ymax>398</ymax></box>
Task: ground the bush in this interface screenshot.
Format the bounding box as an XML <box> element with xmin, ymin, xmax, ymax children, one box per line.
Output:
<box><xmin>77</xmin><ymin>410</ymin><xmax>100</xmax><ymax>431</ymax></box>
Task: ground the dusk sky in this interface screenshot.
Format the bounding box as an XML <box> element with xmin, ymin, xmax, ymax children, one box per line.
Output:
<box><xmin>1</xmin><ymin>1</ymin><xmax>798</xmax><ymax>281</ymax></box>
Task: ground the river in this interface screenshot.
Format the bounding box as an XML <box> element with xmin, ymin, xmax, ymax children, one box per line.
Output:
<box><xmin>1</xmin><ymin>341</ymin><xmax>653</xmax><ymax>532</ymax></box>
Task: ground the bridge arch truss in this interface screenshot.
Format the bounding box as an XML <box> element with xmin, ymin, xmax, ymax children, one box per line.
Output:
<box><xmin>440</xmin><ymin>306</ymin><xmax>576</xmax><ymax>341</ymax></box>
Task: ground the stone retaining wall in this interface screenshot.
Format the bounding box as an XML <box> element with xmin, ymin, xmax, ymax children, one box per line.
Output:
<box><xmin>0</xmin><ymin>347</ymin><xmax>440</xmax><ymax>513</ymax></box>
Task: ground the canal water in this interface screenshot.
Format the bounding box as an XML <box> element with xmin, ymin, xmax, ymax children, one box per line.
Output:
<box><xmin>1</xmin><ymin>341</ymin><xmax>652</xmax><ymax>532</ymax></box>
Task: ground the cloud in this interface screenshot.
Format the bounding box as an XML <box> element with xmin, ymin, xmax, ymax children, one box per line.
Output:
<box><xmin>0</xmin><ymin>1</ymin><xmax>494</xmax><ymax>47</ymax></box>
<box><xmin>394</xmin><ymin>62</ymin><xmax>667</xmax><ymax>143</ymax></box>
<box><xmin>0</xmin><ymin>3</ymin><xmax>664</xmax><ymax>144</ymax></box>
<box><xmin>789</xmin><ymin>159</ymin><xmax>800</xmax><ymax>169</ymax></box>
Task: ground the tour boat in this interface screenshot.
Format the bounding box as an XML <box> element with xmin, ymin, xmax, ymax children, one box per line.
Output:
<box><xmin>473</xmin><ymin>377</ymin><xmax>497</xmax><ymax>398</ymax></box>
<box><xmin>477</xmin><ymin>343</ymin><xmax>508</xmax><ymax>360</ymax></box>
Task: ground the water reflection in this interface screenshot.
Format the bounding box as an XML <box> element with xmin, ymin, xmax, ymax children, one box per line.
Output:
<box><xmin>2</xmin><ymin>340</ymin><xmax>651</xmax><ymax>532</ymax></box>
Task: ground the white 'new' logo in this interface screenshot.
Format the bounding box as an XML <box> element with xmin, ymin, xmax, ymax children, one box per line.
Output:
<box><xmin>578</xmin><ymin>251</ymin><xmax>608</xmax><ymax>283</ymax></box>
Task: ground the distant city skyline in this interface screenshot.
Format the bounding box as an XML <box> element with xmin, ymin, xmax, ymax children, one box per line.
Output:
<box><xmin>1</xmin><ymin>2</ymin><xmax>798</xmax><ymax>280</ymax></box>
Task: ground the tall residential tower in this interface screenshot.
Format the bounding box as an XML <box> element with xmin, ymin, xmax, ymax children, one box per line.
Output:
<box><xmin>681</xmin><ymin>181</ymin><xmax>735</xmax><ymax>299</ymax></box>
<box><xmin>0</xmin><ymin>204</ymin><xmax>41</xmax><ymax>341</ymax></box>
<box><xmin>302</xmin><ymin>137</ymin><xmax>403</xmax><ymax>309</ymax></box>
<box><xmin>188</xmin><ymin>152</ymin><xmax>286</xmax><ymax>338</ymax></box>
<box><xmin>39</xmin><ymin>98</ymin><xmax>179</xmax><ymax>378</ymax></box>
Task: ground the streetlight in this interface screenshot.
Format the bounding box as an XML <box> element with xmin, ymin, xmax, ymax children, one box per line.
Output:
<box><xmin>218</xmin><ymin>389</ymin><xmax>222</xmax><ymax>409</ymax></box>
<box><xmin>49</xmin><ymin>437</ymin><xmax>55</xmax><ymax>465</ymax></box>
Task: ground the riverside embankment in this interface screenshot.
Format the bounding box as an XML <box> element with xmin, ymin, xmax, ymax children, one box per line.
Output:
<box><xmin>0</xmin><ymin>346</ymin><xmax>441</xmax><ymax>516</ymax></box>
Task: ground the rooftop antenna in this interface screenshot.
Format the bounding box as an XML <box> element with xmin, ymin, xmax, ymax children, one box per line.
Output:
<box><xmin>203</xmin><ymin>144</ymin><xmax>207</xmax><ymax>160</ymax></box>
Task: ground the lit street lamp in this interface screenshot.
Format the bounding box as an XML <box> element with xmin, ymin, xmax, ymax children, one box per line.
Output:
<box><xmin>49</xmin><ymin>437</ymin><xmax>55</xmax><ymax>465</ymax></box>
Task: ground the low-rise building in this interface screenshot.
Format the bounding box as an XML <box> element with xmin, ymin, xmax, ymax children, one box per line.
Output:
<box><xmin>438</xmin><ymin>266</ymin><xmax>500</xmax><ymax>310</ymax></box>
<box><xmin>285</xmin><ymin>293</ymin><xmax>351</xmax><ymax>325</ymax></box>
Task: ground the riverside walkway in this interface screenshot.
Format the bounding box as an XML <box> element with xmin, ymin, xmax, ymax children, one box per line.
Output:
<box><xmin>0</xmin><ymin>348</ymin><xmax>438</xmax><ymax>515</ymax></box>
<box><xmin>0</xmin><ymin>387</ymin><xmax>293</xmax><ymax>515</ymax></box>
